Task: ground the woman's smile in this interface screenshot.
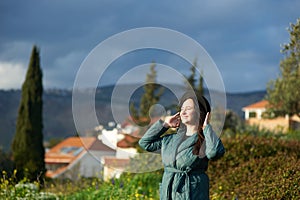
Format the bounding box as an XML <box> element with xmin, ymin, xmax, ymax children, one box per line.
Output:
<box><xmin>180</xmin><ymin>98</ymin><xmax>197</xmax><ymax>125</ymax></box>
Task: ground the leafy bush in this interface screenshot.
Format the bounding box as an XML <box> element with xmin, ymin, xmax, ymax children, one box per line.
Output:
<box><xmin>0</xmin><ymin>170</ymin><xmax>58</xmax><ymax>199</ymax></box>
<box><xmin>208</xmin><ymin>134</ymin><xmax>300</xmax><ymax>199</ymax></box>
<box><xmin>58</xmin><ymin>133</ymin><xmax>299</xmax><ymax>199</ymax></box>
<box><xmin>57</xmin><ymin>171</ymin><xmax>162</xmax><ymax>200</ymax></box>
<box><xmin>1</xmin><ymin>131</ymin><xmax>299</xmax><ymax>199</ymax></box>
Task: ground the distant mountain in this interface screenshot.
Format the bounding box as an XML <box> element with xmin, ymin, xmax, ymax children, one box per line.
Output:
<box><xmin>226</xmin><ymin>90</ymin><xmax>266</xmax><ymax>117</ymax></box>
<box><xmin>0</xmin><ymin>84</ymin><xmax>266</xmax><ymax>152</ymax></box>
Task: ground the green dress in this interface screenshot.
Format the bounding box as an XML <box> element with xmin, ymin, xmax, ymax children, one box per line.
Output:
<box><xmin>139</xmin><ymin>120</ymin><xmax>225</xmax><ymax>200</ymax></box>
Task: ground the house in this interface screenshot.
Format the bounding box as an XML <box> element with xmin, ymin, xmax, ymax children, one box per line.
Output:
<box><xmin>242</xmin><ymin>100</ymin><xmax>300</xmax><ymax>132</ymax></box>
<box><xmin>99</xmin><ymin>116</ymin><xmax>162</xmax><ymax>180</ymax></box>
<box><xmin>101</xmin><ymin>156</ymin><xmax>130</xmax><ymax>181</ymax></box>
<box><xmin>97</xmin><ymin>120</ymin><xmax>139</xmax><ymax>180</ymax></box>
<box><xmin>46</xmin><ymin>116</ymin><xmax>162</xmax><ymax>181</ymax></box>
<box><xmin>46</xmin><ymin>115</ymin><xmax>163</xmax><ymax>181</ymax></box>
<box><xmin>242</xmin><ymin>100</ymin><xmax>269</xmax><ymax>120</ymax></box>
<box><xmin>45</xmin><ymin>137</ymin><xmax>115</xmax><ymax>180</ymax></box>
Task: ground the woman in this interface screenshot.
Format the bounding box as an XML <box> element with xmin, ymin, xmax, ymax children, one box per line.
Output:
<box><xmin>139</xmin><ymin>91</ymin><xmax>225</xmax><ymax>200</ymax></box>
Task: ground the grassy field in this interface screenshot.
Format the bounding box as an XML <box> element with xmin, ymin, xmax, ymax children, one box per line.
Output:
<box><xmin>1</xmin><ymin>130</ymin><xmax>300</xmax><ymax>199</ymax></box>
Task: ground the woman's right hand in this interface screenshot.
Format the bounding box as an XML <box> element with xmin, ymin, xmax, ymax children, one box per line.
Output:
<box><xmin>162</xmin><ymin>112</ymin><xmax>180</xmax><ymax>128</ymax></box>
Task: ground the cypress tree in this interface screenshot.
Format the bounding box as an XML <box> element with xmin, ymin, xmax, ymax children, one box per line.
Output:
<box><xmin>185</xmin><ymin>59</ymin><xmax>197</xmax><ymax>90</ymax></box>
<box><xmin>140</xmin><ymin>62</ymin><xmax>163</xmax><ymax>117</ymax></box>
<box><xmin>185</xmin><ymin>58</ymin><xmax>204</xmax><ymax>95</ymax></box>
<box><xmin>197</xmin><ymin>69</ymin><xmax>204</xmax><ymax>96</ymax></box>
<box><xmin>11</xmin><ymin>45</ymin><xmax>45</xmax><ymax>183</ymax></box>
<box><xmin>129</xmin><ymin>62</ymin><xmax>164</xmax><ymax>126</ymax></box>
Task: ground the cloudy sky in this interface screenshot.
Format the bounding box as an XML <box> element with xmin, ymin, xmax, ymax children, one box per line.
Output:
<box><xmin>0</xmin><ymin>0</ymin><xmax>299</xmax><ymax>93</ymax></box>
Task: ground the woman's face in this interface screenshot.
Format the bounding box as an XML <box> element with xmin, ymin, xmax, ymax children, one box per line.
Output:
<box><xmin>180</xmin><ymin>98</ymin><xmax>199</xmax><ymax>126</ymax></box>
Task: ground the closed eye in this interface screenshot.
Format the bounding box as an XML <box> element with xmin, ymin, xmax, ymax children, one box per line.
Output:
<box><xmin>181</xmin><ymin>106</ymin><xmax>193</xmax><ymax>111</ymax></box>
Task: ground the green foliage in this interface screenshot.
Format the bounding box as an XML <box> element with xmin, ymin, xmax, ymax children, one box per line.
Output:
<box><xmin>66</xmin><ymin>172</ymin><xmax>162</xmax><ymax>200</ymax></box>
<box><xmin>184</xmin><ymin>58</ymin><xmax>204</xmax><ymax>96</ymax></box>
<box><xmin>0</xmin><ymin>170</ymin><xmax>57</xmax><ymax>199</ymax></box>
<box><xmin>0</xmin><ymin>149</ymin><xmax>13</xmax><ymax>175</ymax></box>
<box><xmin>140</xmin><ymin>63</ymin><xmax>164</xmax><ymax>118</ymax></box>
<box><xmin>2</xmin><ymin>130</ymin><xmax>300</xmax><ymax>199</ymax></box>
<box><xmin>266</xmin><ymin>18</ymin><xmax>300</xmax><ymax>118</ymax></box>
<box><xmin>185</xmin><ymin>59</ymin><xmax>197</xmax><ymax>90</ymax></box>
<box><xmin>197</xmin><ymin>69</ymin><xmax>204</xmax><ymax>96</ymax></box>
<box><xmin>209</xmin><ymin>133</ymin><xmax>300</xmax><ymax>199</ymax></box>
<box><xmin>11</xmin><ymin>45</ymin><xmax>45</xmax><ymax>182</ymax></box>
<box><xmin>130</xmin><ymin>62</ymin><xmax>164</xmax><ymax>126</ymax></box>
<box><xmin>223</xmin><ymin>110</ymin><xmax>243</xmax><ymax>135</ymax></box>
<box><xmin>127</xmin><ymin>152</ymin><xmax>163</xmax><ymax>172</ymax></box>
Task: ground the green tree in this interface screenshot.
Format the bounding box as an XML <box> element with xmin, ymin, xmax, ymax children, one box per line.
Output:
<box><xmin>266</xmin><ymin>18</ymin><xmax>300</xmax><ymax>118</ymax></box>
<box><xmin>197</xmin><ymin>69</ymin><xmax>204</xmax><ymax>96</ymax></box>
<box><xmin>185</xmin><ymin>58</ymin><xmax>204</xmax><ymax>95</ymax></box>
<box><xmin>185</xmin><ymin>59</ymin><xmax>197</xmax><ymax>90</ymax></box>
<box><xmin>0</xmin><ymin>148</ymin><xmax>13</xmax><ymax>175</ymax></box>
<box><xmin>11</xmin><ymin>45</ymin><xmax>45</xmax><ymax>183</ymax></box>
<box><xmin>130</xmin><ymin>62</ymin><xmax>164</xmax><ymax>125</ymax></box>
<box><xmin>223</xmin><ymin>110</ymin><xmax>243</xmax><ymax>135</ymax></box>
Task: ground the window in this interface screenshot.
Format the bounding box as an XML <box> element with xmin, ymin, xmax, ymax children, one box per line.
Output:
<box><xmin>249</xmin><ymin>112</ymin><xmax>257</xmax><ymax>118</ymax></box>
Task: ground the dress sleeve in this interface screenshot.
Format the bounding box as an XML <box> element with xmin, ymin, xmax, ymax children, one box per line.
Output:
<box><xmin>203</xmin><ymin>124</ymin><xmax>225</xmax><ymax>160</ymax></box>
<box><xmin>138</xmin><ymin>120</ymin><xmax>169</xmax><ymax>152</ymax></box>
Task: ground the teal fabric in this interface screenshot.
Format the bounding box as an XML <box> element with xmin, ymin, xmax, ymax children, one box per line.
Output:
<box><xmin>139</xmin><ymin>120</ymin><xmax>225</xmax><ymax>200</ymax></box>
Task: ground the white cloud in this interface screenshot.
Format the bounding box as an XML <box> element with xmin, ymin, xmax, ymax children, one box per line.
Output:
<box><xmin>0</xmin><ymin>62</ymin><xmax>26</xmax><ymax>89</ymax></box>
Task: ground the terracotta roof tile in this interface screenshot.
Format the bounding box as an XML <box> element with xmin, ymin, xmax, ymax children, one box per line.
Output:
<box><xmin>45</xmin><ymin>136</ymin><xmax>116</xmax><ymax>178</ymax></box>
<box><xmin>243</xmin><ymin>100</ymin><xmax>269</xmax><ymax>109</ymax></box>
<box><xmin>46</xmin><ymin>166</ymin><xmax>68</xmax><ymax>178</ymax></box>
<box><xmin>117</xmin><ymin>134</ymin><xmax>139</xmax><ymax>148</ymax></box>
<box><xmin>45</xmin><ymin>137</ymin><xmax>116</xmax><ymax>161</ymax></box>
<box><xmin>47</xmin><ymin>137</ymin><xmax>96</xmax><ymax>154</ymax></box>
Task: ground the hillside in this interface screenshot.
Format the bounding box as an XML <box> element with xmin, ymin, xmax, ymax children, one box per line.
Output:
<box><xmin>0</xmin><ymin>85</ymin><xmax>266</xmax><ymax>152</ymax></box>
<box><xmin>226</xmin><ymin>90</ymin><xmax>266</xmax><ymax>117</ymax></box>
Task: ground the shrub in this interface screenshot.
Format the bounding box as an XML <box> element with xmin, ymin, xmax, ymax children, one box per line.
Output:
<box><xmin>1</xmin><ymin>130</ymin><xmax>299</xmax><ymax>199</ymax></box>
<box><xmin>0</xmin><ymin>170</ymin><xmax>58</xmax><ymax>199</ymax></box>
<box><xmin>208</xmin><ymin>134</ymin><xmax>300</xmax><ymax>199</ymax></box>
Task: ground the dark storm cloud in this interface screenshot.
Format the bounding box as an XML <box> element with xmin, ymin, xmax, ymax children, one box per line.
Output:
<box><xmin>0</xmin><ymin>0</ymin><xmax>299</xmax><ymax>91</ymax></box>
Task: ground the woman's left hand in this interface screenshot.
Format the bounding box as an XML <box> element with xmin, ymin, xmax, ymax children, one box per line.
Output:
<box><xmin>203</xmin><ymin>112</ymin><xmax>210</xmax><ymax>128</ymax></box>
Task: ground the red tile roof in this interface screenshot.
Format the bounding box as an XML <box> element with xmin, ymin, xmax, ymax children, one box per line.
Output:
<box><xmin>48</xmin><ymin>137</ymin><xmax>95</xmax><ymax>153</ymax></box>
<box><xmin>46</xmin><ymin>166</ymin><xmax>68</xmax><ymax>178</ymax></box>
<box><xmin>243</xmin><ymin>100</ymin><xmax>269</xmax><ymax>110</ymax></box>
<box><xmin>45</xmin><ymin>137</ymin><xmax>94</xmax><ymax>163</ymax></box>
<box><xmin>117</xmin><ymin>134</ymin><xmax>139</xmax><ymax>148</ymax></box>
<box><xmin>117</xmin><ymin>116</ymin><xmax>161</xmax><ymax>148</ymax></box>
<box><xmin>45</xmin><ymin>136</ymin><xmax>116</xmax><ymax>178</ymax></box>
<box><xmin>45</xmin><ymin>137</ymin><xmax>116</xmax><ymax>163</ymax></box>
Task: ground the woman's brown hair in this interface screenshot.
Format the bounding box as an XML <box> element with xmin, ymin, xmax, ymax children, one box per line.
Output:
<box><xmin>179</xmin><ymin>91</ymin><xmax>211</xmax><ymax>155</ymax></box>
